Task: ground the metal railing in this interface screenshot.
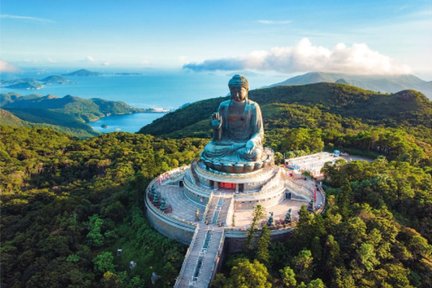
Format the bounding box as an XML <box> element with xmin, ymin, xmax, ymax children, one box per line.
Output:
<box><xmin>174</xmin><ymin>224</ymin><xmax>200</xmax><ymax>288</ymax></box>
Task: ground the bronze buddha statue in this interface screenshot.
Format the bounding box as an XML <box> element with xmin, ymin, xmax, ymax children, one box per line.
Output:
<box><xmin>201</xmin><ymin>75</ymin><xmax>266</xmax><ymax>171</ymax></box>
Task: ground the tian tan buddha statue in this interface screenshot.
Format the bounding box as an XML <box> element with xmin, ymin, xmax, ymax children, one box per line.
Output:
<box><xmin>201</xmin><ymin>75</ymin><xmax>268</xmax><ymax>172</ymax></box>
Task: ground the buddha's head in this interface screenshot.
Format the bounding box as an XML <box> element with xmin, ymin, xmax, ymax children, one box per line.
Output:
<box><xmin>228</xmin><ymin>75</ymin><xmax>249</xmax><ymax>102</ymax></box>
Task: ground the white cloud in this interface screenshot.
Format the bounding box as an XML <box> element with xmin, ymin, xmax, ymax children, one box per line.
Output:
<box><xmin>257</xmin><ymin>19</ymin><xmax>292</xmax><ymax>25</ymax></box>
<box><xmin>183</xmin><ymin>38</ymin><xmax>411</xmax><ymax>75</ymax></box>
<box><xmin>0</xmin><ymin>60</ymin><xmax>18</xmax><ymax>72</ymax></box>
<box><xmin>0</xmin><ymin>14</ymin><xmax>54</xmax><ymax>23</ymax></box>
<box><xmin>85</xmin><ymin>56</ymin><xmax>96</xmax><ymax>62</ymax></box>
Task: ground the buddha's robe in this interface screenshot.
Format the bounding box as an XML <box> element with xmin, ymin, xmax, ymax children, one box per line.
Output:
<box><xmin>202</xmin><ymin>99</ymin><xmax>264</xmax><ymax>162</ymax></box>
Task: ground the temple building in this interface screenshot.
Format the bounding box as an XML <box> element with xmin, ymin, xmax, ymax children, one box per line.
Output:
<box><xmin>145</xmin><ymin>75</ymin><xmax>325</xmax><ymax>287</ymax></box>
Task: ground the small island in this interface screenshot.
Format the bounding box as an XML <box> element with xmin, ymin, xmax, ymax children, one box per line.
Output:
<box><xmin>40</xmin><ymin>75</ymin><xmax>70</xmax><ymax>84</ymax></box>
<box><xmin>63</xmin><ymin>69</ymin><xmax>101</xmax><ymax>77</ymax></box>
<box><xmin>5</xmin><ymin>80</ymin><xmax>44</xmax><ymax>90</ymax></box>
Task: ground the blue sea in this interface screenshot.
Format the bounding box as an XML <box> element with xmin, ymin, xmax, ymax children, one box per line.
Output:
<box><xmin>0</xmin><ymin>69</ymin><xmax>289</xmax><ymax>133</ymax></box>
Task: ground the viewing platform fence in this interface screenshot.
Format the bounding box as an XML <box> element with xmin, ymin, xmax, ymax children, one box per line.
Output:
<box><xmin>145</xmin><ymin>178</ymin><xmax>197</xmax><ymax>227</ymax></box>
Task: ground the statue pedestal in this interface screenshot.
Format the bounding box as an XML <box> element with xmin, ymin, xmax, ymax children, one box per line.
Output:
<box><xmin>201</xmin><ymin>147</ymin><xmax>274</xmax><ymax>173</ymax></box>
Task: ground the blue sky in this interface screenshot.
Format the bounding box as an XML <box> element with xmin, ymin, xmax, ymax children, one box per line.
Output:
<box><xmin>1</xmin><ymin>0</ymin><xmax>431</xmax><ymax>78</ymax></box>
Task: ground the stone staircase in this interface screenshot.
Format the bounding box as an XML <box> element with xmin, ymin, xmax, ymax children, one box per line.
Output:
<box><xmin>174</xmin><ymin>224</ymin><xmax>225</xmax><ymax>288</ymax></box>
<box><xmin>205</xmin><ymin>197</ymin><xmax>218</xmax><ymax>224</ymax></box>
<box><xmin>175</xmin><ymin>195</ymin><xmax>233</xmax><ymax>287</ymax></box>
<box><xmin>190</xmin><ymin>160</ymin><xmax>201</xmax><ymax>185</ymax></box>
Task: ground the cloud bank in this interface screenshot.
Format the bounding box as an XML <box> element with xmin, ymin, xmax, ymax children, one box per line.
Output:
<box><xmin>183</xmin><ymin>38</ymin><xmax>411</xmax><ymax>75</ymax></box>
<box><xmin>0</xmin><ymin>60</ymin><xmax>18</xmax><ymax>72</ymax></box>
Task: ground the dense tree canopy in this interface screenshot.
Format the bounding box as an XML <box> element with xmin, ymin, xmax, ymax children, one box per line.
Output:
<box><xmin>0</xmin><ymin>126</ymin><xmax>206</xmax><ymax>287</ymax></box>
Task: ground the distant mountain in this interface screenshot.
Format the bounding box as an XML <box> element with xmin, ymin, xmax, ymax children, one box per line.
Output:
<box><xmin>5</xmin><ymin>80</ymin><xmax>44</xmax><ymax>90</ymax></box>
<box><xmin>40</xmin><ymin>75</ymin><xmax>69</xmax><ymax>84</ymax></box>
<box><xmin>1</xmin><ymin>75</ymin><xmax>69</xmax><ymax>90</ymax></box>
<box><xmin>271</xmin><ymin>72</ymin><xmax>432</xmax><ymax>99</ymax></box>
<box><xmin>63</xmin><ymin>69</ymin><xmax>101</xmax><ymax>76</ymax></box>
<box><xmin>140</xmin><ymin>83</ymin><xmax>432</xmax><ymax>137</ymax></box>
<box><xmin>0</xmin><ymin>93</ymin><xmax>40</xmax><ymax>106</ymax></box>
<box><xmin>0</xmin><ymin>93</ymin><xmax>148</xmax><ymax>137</ymax></box>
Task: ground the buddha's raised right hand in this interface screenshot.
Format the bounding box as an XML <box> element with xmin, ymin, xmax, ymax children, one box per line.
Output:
<box><xmin>211</xmin><ymin>112</ymin><xmax>222</xmax><ymax>129</ymax></box>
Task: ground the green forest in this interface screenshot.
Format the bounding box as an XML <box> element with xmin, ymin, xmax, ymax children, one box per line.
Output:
<box><xmin>1</xmin><ymin>82</ymin><xmax>432</xmax><ymax>287</ymax></box>
<box><xmin>0</xmin><ymin>126</ymin><xmax>207</xmax><ymax>287</ymax></box>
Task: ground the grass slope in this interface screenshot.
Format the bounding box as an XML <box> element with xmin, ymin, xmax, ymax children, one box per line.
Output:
<box><xmin>0</xmin><ymin>108</ymin><xmax>27</xmax><ymax>127</ymax></box>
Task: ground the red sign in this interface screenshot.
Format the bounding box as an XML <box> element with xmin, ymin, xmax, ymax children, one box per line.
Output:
<box><xmin>219</xmin><ymin>182</ymin><xmax>236</xmax><ymax>190</ymax></box>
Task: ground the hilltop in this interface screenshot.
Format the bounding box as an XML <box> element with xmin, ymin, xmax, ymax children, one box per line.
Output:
<box><xmin>271</xmin><ymin>72</ymin><xmax>432</xmax><ymax>99</ymax></box>
<box><xmin>140</xmin><ymin>82</ymin><xmax>432</xmax><ymax>138</ymax></box>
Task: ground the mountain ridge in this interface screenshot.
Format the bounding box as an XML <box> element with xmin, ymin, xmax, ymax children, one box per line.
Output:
<box><xmin>0</xmin><ymin>93</ymin><xmax>151</xmax><ymax>137</ymax></box>
<box><xmin>271</xmin><ymin>72</ymin><xmax>432</xmax><ymax>99</ymax></box>
<box><xmin>139</xmin><ymin>82</ymin><xmax>432</xmax><ymax>137</ymax></box>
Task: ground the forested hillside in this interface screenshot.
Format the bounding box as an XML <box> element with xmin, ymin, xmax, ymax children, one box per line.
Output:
<box><xmin>140</xmin><ymin>83</ymin><xmax>432</xmax><ymax>137</ymax></box>
<box><xmin>0</xmin><ymin>93</ymin><xmax>148</xmax><ymax>137</ymax></box>
<box><xmin>0</xmin><ymin>126</ymin><xmax>206</xmax><ymax>287</ymax></box>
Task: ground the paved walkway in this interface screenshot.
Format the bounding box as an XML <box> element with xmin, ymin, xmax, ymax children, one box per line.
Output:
<box><xmin>158</xmin><ymin>184</ymin><xmax>204</xmax><ymax>222</ymax></box>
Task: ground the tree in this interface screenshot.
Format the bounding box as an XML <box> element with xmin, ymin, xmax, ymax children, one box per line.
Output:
<box><xmin>358</xmin><ymin>243</ymin><xmax>379</xmax><ymax>272</ymax></box>
<box><xmin>226</xmin><ymin>258</ymin><xmax>271</xmax><ymax>288</ymax></box>
<box><xmin>280</xmin><ymin>266</ymin><xmax>297</xmax><ymax>288</ymax></box>
<box><xmin>307</xmin><ymin>278</ymin><xmax>325</xmax><ymax>288</ymax></box>
<box><xmin>211</xmin><ymin>273</ymin><xmax>227</xmax><ymax>288</ymax></box>
<box><xmin>322</xmin><ymin>235</ymin><xmax>340</xmax><ymax>281</ymax></box>
<box><xmin>256</xmin><ymin>225</ymin><xmax>271</xmax><ymax>265</ymax></box>
<box><xmin>292</xmin><ymin>249</ymin><xmax>314</xmax><ymax>283</ymax></box>
<box><xmin>246</xmin><ymin>205</ymin><xmax>266</xmax><ymax>251</ymax></box>
<box><xmin>93</xmin><ymin>251</ymin><xmax>115</xmax><ymax>273</ymax></box>
<box><xmin>87</xmin><ymin>214</ymin><xmax>104</xmax><ymax>247</ymax></box>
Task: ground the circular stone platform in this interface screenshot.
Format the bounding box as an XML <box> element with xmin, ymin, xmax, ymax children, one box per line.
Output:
<box><xmin>145</xmin><ymin>156</ymin><xmax>325</xmax><ymax>244</ymax></box>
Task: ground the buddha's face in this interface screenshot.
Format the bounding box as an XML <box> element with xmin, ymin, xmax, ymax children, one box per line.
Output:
<box><xmin>230</xmin><ymin>86</ymin><xmax>248</xmax><ymax>102</ymax></box>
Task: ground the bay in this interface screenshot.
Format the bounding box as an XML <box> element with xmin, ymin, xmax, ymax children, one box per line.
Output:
<box><xmin>1</xmin><ymin>69</ymin><xmax>289</xmax><ymax>133</ymax></box>
<box><xmin>89</xmin><ymin>112</ymin><xmax>165</xmax><ymax>133</ymax></box>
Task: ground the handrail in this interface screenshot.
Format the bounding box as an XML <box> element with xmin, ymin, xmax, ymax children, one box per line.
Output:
<box><xmin>201</xmin><ymin>229</ymin><xmax>225</xmax><ymax>285</ymax></box>
<box><xmin>158</xmin><ymin>165</ymin><xmax>189</xmax><ymax>185</ymax></box>
<box><xmin>174</xmin><ymin>225</ymin><xmax>200</xmax><ymax>287</ymax></box>
<box><xmin>202</xmin><ymin>193</ymin><xmax>213</xmax><ymax>223</ymax></box>
<box><xmin>145</xmin><ymin>179</ymin><xmax>196</xmax><ymax>227</ymax></box>
<box><xmin>184</xmin><ymin>175</ymin><xmax>213</xmax><ymax>198</ymax></box>
<box><xmin>145</xmin><ymin>193</ymin><xmax>196</xmax><ymax>228</ymax></box>
<box><xmin>285</xmin><ymin>180</ymin><xmax>311</xmax><ymax>197</ymax></box>
<box><xmin>260</xmin><ymin>168</ymin><xmax>280</xmax><ymax>191</ymax></box>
